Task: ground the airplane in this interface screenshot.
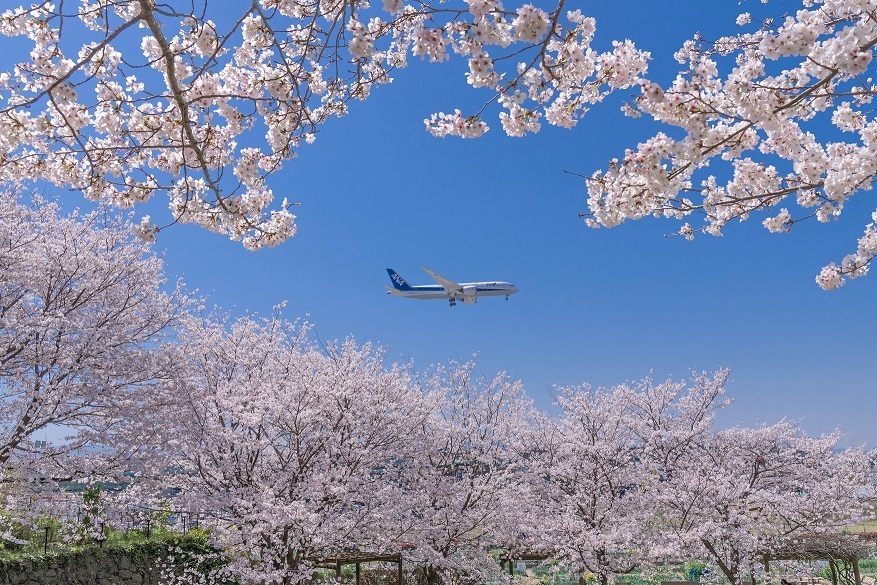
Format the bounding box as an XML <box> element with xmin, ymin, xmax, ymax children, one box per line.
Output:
<box><xmin>386</xmin><ymin>267</ymin><xmax>519</xmax><ymax>307</ymax></box>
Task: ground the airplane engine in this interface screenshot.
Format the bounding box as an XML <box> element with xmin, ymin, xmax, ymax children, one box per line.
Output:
<box><xmin>462</xmin><ymin>296</ymin><xmax>477</xmax><ymax>304</ymax></box>
<box><xmin>462</xmin><ymin>285</ymin><xmax>478</xmax><ymax>298</ymax></box>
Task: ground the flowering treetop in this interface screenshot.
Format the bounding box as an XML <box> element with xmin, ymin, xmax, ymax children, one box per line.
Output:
<box><xmin>0</xmin><ymin>190</ymin><xmax>189</xmax><ymax>480</ymax></box>
<box><xmin>159</xmin><ymin>311</ymin><xmax>430</xmax><ymax>584</ymax></box>
<box><xmin>0</xmin><ymin>0</ymin><xmax>645</xmax><ymax>248</ymax></box>
<box><xmin>583</xmin><ymin>0</ymin><xmax>877</xmax><ymax>289</ymax></box>
<box><xmin>400</xmin><ymin>361</ymin><xmax>534</xmax><ymax>584</ymax></box>
<box><xmin>651</xmin><ymin>420</ymin><xmax>872</xmax><ymax>585</ymax></box>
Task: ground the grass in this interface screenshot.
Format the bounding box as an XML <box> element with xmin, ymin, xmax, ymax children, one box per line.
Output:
<box><xmin>847</xmin><ymin>519</ymin><xmax>877</xmax><ymax>533</ymax></box>
<box><xmin>0</xmin><ymin>526</ymin><xmax>208</xmax><ymax>563</ymax></box>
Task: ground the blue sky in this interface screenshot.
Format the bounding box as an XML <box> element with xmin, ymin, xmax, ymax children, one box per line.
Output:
<box><xmin>146</xmin><ymin>0</ymin><xmax>877</xmax><ymax>444</ymax></box>
<box><xmin>14</xmin><ymin>0</ymin><xmax>877</xmax><ymax>444</ymax></box>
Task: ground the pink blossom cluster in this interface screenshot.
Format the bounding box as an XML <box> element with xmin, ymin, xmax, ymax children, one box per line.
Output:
<box><xmin>581</xmin><ymin>0</ymin><xmax>877</xmax><ymax>289</ymax></box>
<box><xmin>423</xmin><ymin>6</ymin><xmax>650</xmax><ymax>138</ymax></box>
<box><xmin>0</xmin><ymin>0</ymin><xmax>647</xmax><ymax>248</ymax></box>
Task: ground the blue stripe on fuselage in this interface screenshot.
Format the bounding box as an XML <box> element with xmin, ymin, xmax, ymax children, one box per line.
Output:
<box><xmin>408</xmin><ymin>286</ymin><xmax>513</xmax><ymax>292</ymax></box>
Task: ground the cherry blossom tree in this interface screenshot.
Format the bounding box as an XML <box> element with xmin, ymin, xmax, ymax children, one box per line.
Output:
<box><xmin>0</xmin><ymin>190</ymin><xmax>189</xmax><ymax>481</ymax></box>
<box><xmin>526</xmin><ymin>384</ymin><xmax>646</xmax><ymax>585</ymax></box>
<box><xmin>0</xmin><ymin>0</ymin><xmax>647</xmax><ymax>246</ymax></box>
<box><xmin>522</xmin><ymin>385</ymin><xmax>648</xmax><ymax>585</ymax></box>
<box><xmin>522</xmin><ymin>371</ymin><xmax>730</xmax><ymax>585</ymax></box>
<box><xmin>615</xmin><ymin>370</ymin><xmax>872</xmax><ymax>584</ymax></box>
<box><xmin>625</xmin><ymin>370</ymin><xmax>730</xmax><ymax>488</ymax></box>
<box><xmin>650</xmin><ymin>420</ymin><xmax>872</xmax><ymax>585</ymax></box>
<box><xmin>583</xmin><ymin>0</ymin><xmax>877</xmax><ymax>290</ymax></box>
<box><xmin>157</xmin><ymin>311</ymin><xmax>430</xmax><ymax>585</ymax></box>
<box><xmin>400</xmin><ymin>361</ymin><xmax>534</xmax><ymax>585</ymax></box>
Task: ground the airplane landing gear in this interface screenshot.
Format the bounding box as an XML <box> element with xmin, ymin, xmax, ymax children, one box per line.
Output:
<box><xmin>505</xmin><ymin>294</ymin><xmax>509</xmax><ymax>300</ymax></box>
<box><xmin>449</xmin><ymin>298</ymin><xmax>457</xmax><ymax>307</ymax></box>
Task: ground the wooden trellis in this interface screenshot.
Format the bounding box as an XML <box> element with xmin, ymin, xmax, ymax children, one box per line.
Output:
<box><xmin>763</xmin><ymin>534</ymin><xmax>875</xmax><ymax>585</ymax></box>
<box><xmin>498</xmin><ymin>553</ymin><xmax>553</xmax><ymax>577</ymax></box>
<box><xmin>307</xmin><ymin>552</ymin><xmax>405</xmax><ymax>585</ymax></box>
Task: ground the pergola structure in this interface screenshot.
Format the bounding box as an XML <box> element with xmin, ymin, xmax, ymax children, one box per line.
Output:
<box><xmin>307</xmin><ymin>552</ymin><xmax>405</xmax><ymax>585</ymax></box>
<box><xmin>763</xmin><ymin>534</ymin><xmax>875</xmax><ymax>585</ymax></box>
<box><xmin>498</xmin><ymin>552</ymin><xmax>553</xmax><ymax>577</ymax></box>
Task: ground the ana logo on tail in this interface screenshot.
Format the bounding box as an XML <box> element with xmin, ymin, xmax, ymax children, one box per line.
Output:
<box><xmin>386</xmin><ymin>269</ymin><xmax>413</xmax><ymax>290</ymax></box>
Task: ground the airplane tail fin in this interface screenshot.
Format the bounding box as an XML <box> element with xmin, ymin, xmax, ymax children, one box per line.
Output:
<box><xmin>386</xmin><ymin>269</ymin><xmax>413</xmax><ymax>291</ymax></box>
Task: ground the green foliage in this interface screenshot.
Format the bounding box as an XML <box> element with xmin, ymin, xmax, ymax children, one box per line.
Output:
<box><xmin>615</xmin><ymin>577</ymin><xmax>647</xmax><ymax>585</ymax></box>
<box><xmin>527</xmin><ymin>565</ymin><xmax>575</xmax><ymax>585</ymax></box>
<box><xmin>81</xmin><ymin>486</ymin><xmax>102</xmax><ymax>527</ymax></box>
<box><xmin>0</xmin><ymin>523</ymin><xmax>210</xmax><ymax>562</ymax></box>
<box><xmin>71</xmin><ymin>485</ymin><xmax>108</xmax><ymax>544</ymax></box>
<box><xmin>0</xmin><ymin>512</ymin><xmax>63</xmax><ymax>558</ymax></box>
<box><xmin>184</xmin><ymin>527</ymin><xmax>211</xmax><ymax>542</ymax></box>
<box><xmin>616</xmin><ymin>566</ymin><xmax>696</xmax><ymax>585</ymax></box>
<box><xmin>150</xmin><ymin>501</ymin><xmax>174</xmax><ymax>533</ymax></box>
<box><xmin>857</xmin><ymin>558</ymin><xmax>877</xmax><ymax>572</ymax></box>
<box><xmin>684</xmin><ymin>561</ymin><xmax>707</xmax><ymax>582</ymax></box>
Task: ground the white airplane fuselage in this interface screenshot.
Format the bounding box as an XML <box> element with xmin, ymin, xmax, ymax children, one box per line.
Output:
<box><xmin>386</xmin><ymin>281</ymin><xmax>519</xmax><ymax>300</ymax></box>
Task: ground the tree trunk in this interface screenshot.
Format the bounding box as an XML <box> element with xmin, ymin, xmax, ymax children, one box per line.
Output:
<box><xmin>701</xmin><ymin>540</ymin><xmax>740</xmax><ymax>585</ymax></box>
<box><xmin>425</xmin><ymin>566</ymin><xmax>440</xmax><ymax>585</ymax></box>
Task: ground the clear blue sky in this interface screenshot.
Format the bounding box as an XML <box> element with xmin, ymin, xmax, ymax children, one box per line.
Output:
<box><xmin>22</xmin><ymin>0</ymin><xmax>877</xmax><ymax>444</ymax></box>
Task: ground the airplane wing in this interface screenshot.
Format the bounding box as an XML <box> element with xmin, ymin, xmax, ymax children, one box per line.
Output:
<box><xmin>421</xmin><ymin>266</ymin><xmax>462</xmax><ymax>296</ymax></box>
